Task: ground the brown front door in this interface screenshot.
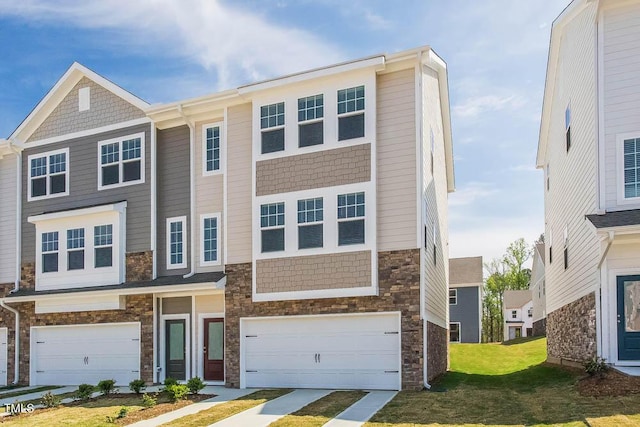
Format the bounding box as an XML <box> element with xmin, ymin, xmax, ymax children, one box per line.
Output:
<box><xmin>204</xmin><ymin>318</ymin><xmax>224</xmax><ymax>381</ymax></box>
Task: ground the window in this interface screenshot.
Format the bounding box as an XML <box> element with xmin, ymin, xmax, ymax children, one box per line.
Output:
<box><xmin>261</xmin><ymin>202</ymin><xmax>285</xmax><ymax>252</ymax></box>
<box><xmin>548</xmin><ymin>228</ymin><xmax>553</xmax><ymax>264</ymax></box>
<box><xmin>28</xmin><ymin>148</ymin><xmax>69</xmax><ymax>200</ymax></box>
<box><xmin>298</xmin><ymin>197</ymin><xmax>323</xmax><ymax>249</ymax></box>
<box><xmin>201</xmin><ymin>214</ymin><xmax>220</xmax><ymax>265</ymax></box>
<box><xmin>511</xmin><ymin>310</ymin><xmax>517</xmax><ymax>319</ymax></box>
<box><xmin>204</xmin><ymin>124</ymin><xmax>222</xmax><ymax>174</ymax></box>
<box><xmin>430</xmin><ymin>128</ymin><xmax>435</xmax><ymax>175</ymax></box>
<box><xmin>298</xmin><ymin>94</ymin><xmax>324</xmax><ymax>148</ymax></box>
<box><xmin>167</xmin><ymin>217</ymin><xmax>186</xmax><ymax>269</ymax></box>
<box><xmin>565</xmin><ymin>104</ymin><xmax>571</xmax><ymax>152</ymax></box>
<box><xmin>563</xmin><ymin>225</ymin><xmax>569</xmax><ymax>270</ymax></box>
<box><xmin>41</xmin><ymin>232</ymin><xmax>59</xmax><ymax>273</ymax></box>
<box><xmin>261</xmin><ymin>102</ymin><xmax>285</xmax><ymax>154</ymax></box>
<box><xmin>546</xmin><ymin>164</ymin><xmax>550</xmax><ymax>191</ymax></box>
<box><xmin>449</xmin><ymin>289</ymin><xmax>457</xmax><ymax>305</ymax></box>
<box><xmin>543</xmin><ymin>280</ymin><xmax>546</xmax><ymax>295</ymax></box>
<box><xmin>432</xmin><ymin>222</ymin><xmax>437</xmax><ymax>265</ymax></box>
<box><xmin>623</xmin><ymin>137</ymin><xmax>640</xmax><ymax>198</ymax></box>
<box><xmin>528</xmin><ymin>308</ymin><xmax>533</xmax><ymax>318</ymax></box>
<box><xmin>67</xmin><ymin>228</ymin><xmax>85</xmax><ymax>271</ymax></box>
<box><xmin>449</xmin><ymin>323</ymin><xmax>460</xmax><ymax>343</ymax></box>
<box><xmin>337</xmin><ymin>192</ymin><xmax>365</xmax><ymax>245</ymax></box>
<box><xmin>94</xmin><ymin>224</ymin><xmax>113</xmax><ymax>268</ymax></box>
<box><xmin>98</xmin><ymin>133</ymin><xmax>144</xmax><ymax>189</ymax></box>
<box><xmin>337</xmin><ymin>85</ymin><xmax>365</xmax><ymax>141</ymax></box>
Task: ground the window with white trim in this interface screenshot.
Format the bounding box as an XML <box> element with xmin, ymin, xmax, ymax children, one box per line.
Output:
<box><xmin>201</xmin><ymin>214</ymin><xmax>220</xmax><ymax>265</ymax></box>
<box><xmin>94</xmin><ymin>224</ymin><xmax>113</xmax><ymax>268</ymax></box>
<box><xmin>548</xmin><ymin>228</ymin><xmax>553</xmax><ymax>264</ymax></box>
<box><xmin>546</xmin><ymin>164</ymin><xmax>550</xmax><ymax>191</ymax></box>
<box><xmin>511</xmin><ymin>310</ymin><xmax>517</xmax><ymax>319</ymax></box>
<box><xmin>261</xmin><ymin>202</ymin><xmax>285</xmax><ymax>252</ymax></box>
<box><xmin>98</xmin><ymin>133</ymin><xmax>144</xmax><ymax>189</ymax></box>
<box><xmin>563</xmin><ymin>225</ymin><xmax>568</xmax><ymax>270</ymax></box>
<box><xmin>298</xmin><ymin>94</ymin><xmax>324</xmax><ymax>148</ymax></box>
<box><xmin>623</xmin><ymin>137</ymin><xmax>640</xmax><ymax>198</ymax></box>
<box><xmin>337</xmin><ymin>85</ymin><xmax>365</xmax><ymax>141</ymax></box>
<box><xmin>67</xmin><ymin>228</ymin><xmax>85</xmax><ymax>271</ymax></box>
<box><xmin>204</xmin><ymin>124</ymin><xmax>222</xmax><ymax>173</ymax></box>
<box><xmin>260</xmin><ymin>102</ymin><xmax>285</xmax><ymax>154</ymax></box>
<box><xmin>565</xmin><ymin>104</ymin><xmax>571</xmax><ymax>152</ymax></box>
<box><xmin>430</xmin><ymin>127</ymin><xmax>435</xmax><ymax>175</ymax></box>
<box><xmin>167</xmin><ymin>217</ymin><xmax>186</xmax><ymax>269</ymax></box>
<box><xmin>337</xmin><ymin>192</ymin><xmax>365</xmax><ymax>245</ymax></box>
<box><xmin>298</xmin><ymin>197</ymin><xmax>323</xmax><ymax>249</ymax></box>
<box><xmin>449</xmin><ymin>288</ymin><xmax>457</xmax><ymax>305</ymax></box>
<box><xmin>28</xmin><ymin>148</ymin><xmax>69</xmax><ymax>200</ymax></box>
<box><xmin>527</xmin><ymin>307</ymin><xmax>533</xmax><ymax>318</ymax></box>
<box><xmin>449</xmin><ymin>323</ymin><xmax>460</xmax><ymax>343</ymax></box>
<box><xmin>42</xmin><ymin>232</ymin><xmax>59</xmax><ymax>273</ymax></box>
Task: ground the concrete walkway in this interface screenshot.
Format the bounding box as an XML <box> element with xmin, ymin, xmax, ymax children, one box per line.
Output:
<box><xmin>0</xmin><ymin>385</ymin><xmax>77</xmax><ymax>405</ymax></box>
<box><xmin>126</xmin><ymin>387</ymin><xmax>256</xmax><ymax>427</ymax></box>
<box><xmin>208</xmin><ymin>389</ymin><xmax>331</xmax><ymax>427</ymax></box>
<box><xmin>0</xmin><ymin>385</ymin><xmax>48</xmax><ymax>398</ymax></box>
<box><xmin>323</xmin><ymin>390</ymin><xmax>397</xmax><ymax>427</ymax></box>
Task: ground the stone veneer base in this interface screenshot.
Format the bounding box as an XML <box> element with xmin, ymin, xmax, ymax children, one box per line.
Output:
<box><xmin>532</xmin><ymin>318</ymin><xmax>547</xmax><ymax>337</ymax></box>
<box><xmin>427</xmin><ymin>321</ymin><xmax>448</xmax><ymax>381</ymax></box>
<box><xmin>546</xmin><ymin>292</ymin><xmax>596</xmax><ymax>364</ymax></box>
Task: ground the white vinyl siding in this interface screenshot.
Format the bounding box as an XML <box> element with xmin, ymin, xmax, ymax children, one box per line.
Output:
<box><xmin>0</xmin><ymin>155</ymin><xmax>17</xmax><ymax>283</ymax></box>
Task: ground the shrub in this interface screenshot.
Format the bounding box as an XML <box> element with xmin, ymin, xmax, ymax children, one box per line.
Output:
<box><xmin>163</xmin><ymin>377</ymin><xmax>178</xmax><ymax>387</ymax></box>
<box><xmin>584</xmin><ymin>356</ymin><xmax>609</xmax><ymax>377</ymax></box>
<box><xmin>141</xmin><ymin>392</ymin><xmax>157</xmax><ymax>408</ymax></box>
<box><xmin>97</xmin><ymin>379</ymin><xmax>117</xmax><ymax>396</ymax></box>
<box><xmin>129</xmin><ymin>379</ymin><xmax>147</xmax><ymax>395</ymax></box>
<box><xmin>106</xmin><ymin>407</ymin><xmax>129</xmax><ymax>424</ymax></box>
<box><xmin>40</xmin><ymin>391</ymin><xmax>61</xmax><ymax>408</ymax></box>
<box><xmin>165</xmin><ymin>384</ymin><xmax>189</xmax><ymax>402</ymax></box>
<box><xmin>75</xmin><ymin>384</ymin><xmax>95</xmax><ymax>400</ymax></box>
<box><xmin>187</xmin><ymin>377</ymin><xmax>205</xmax><ymax>394</ymax></box>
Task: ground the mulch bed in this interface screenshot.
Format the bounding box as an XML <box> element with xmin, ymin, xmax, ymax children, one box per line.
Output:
<box><xmin>577</xmin><ymin>369</ymin><xmax>640</xmax><ymax>397</ymax></box>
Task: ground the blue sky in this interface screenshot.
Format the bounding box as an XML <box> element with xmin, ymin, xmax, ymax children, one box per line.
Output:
<box><xmin>0</xmin><ymin>0</ymin><xmax>569</xmax><ymax>264</ymax></box>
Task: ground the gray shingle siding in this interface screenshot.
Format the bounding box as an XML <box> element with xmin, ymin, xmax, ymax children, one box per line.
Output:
<box><xmin>157</xmin><ymin>125</ymin><xmax>191</xmax><ymax>277</ymax></box>
<box><xmin>450</xmin><ymin>286</ymin><xmax>481</xmax><ymax>343</ymax></box>
<box><xmin>22</xmin><ymin>123</ymin><xmax>152</xmax><ymax>262</ymax></box>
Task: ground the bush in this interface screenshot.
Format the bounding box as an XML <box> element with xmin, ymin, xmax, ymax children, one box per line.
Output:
<box><xmin>97</xmin><ymin>379</ymin><xmax>117</xmax><ymax>395</ymax></box>
<box><xmin>129</xmin><ymin>379</ymin><xmax>147</xmax><ymax>395</ymax></box>
<box><xmin>141</xmin><ymin>392</ymin><xmax>157</xmax><ymax>408</ymax></box>
<box><xmin>40</xmin><ymin>391</ymin><xmax>61</xmax><ymax>408</ymax></box>
<box><xmin>187</xmin><ymin>377</ymin><xmax>205</xmax><ymax>394</ymax></box>
<box><xmin>106</xmin><ymin>407</ymin><xmax>129</xmax><ymax>424</ymax></box>
<box><xmin>585</xmin><ymin>356</ymin><xmax>609</xmax><ymax>377</ymax></box>
<box><xmin>75</xmin><ymin>384</ymin><xmax>95</xmax><ymax>400</ymax></box>
<box><xmin>165</xmin><ymin>384</ymin><xmax>189</xmax><ymax>402</ymax></box>
<box><xmin>163</xmin><ymin>377</ymin><xmax>178</xmax><ymax>387</ymax></box>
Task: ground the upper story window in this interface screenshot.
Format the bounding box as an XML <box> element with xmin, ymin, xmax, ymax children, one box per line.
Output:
<box><xmin>201</xmin><ymin>214</ymin><xmax>221</xmax><ymax>266</ymax></box>
<box><xmin>261</xmin><ymin>202</ymin><xmax>285</xmax><ymax>252</ymax></box>
<box><xmin>28</xmin><ymin>148</ymin><xmax>69</xmax><ymax>201</ymax></box>
<box><xmin>42</xmin><ymin>232</ymin><xmax>59</xmax><ymax>273</ymax></box>
<box><xmin>67</xmin><ymin>228</ymin><xmax>85</xmax><ymax>271</ymax></box>
<box><xmin>527</xmin><ymin>308</ymin><xmax>533</xmax><ymax>318</ymax></box>
<box><xmin>449</xmin><ymin>288</ymin><xmax>457</xmax><ymax>305</ymax></box>
<box><xmin>623</xmin><ymin>137</ymin><xmax>640</xmax><ymax>198</ymax></box>
<box><xmin>261</xmin><ymin>102</ymin><xmax>285</xmax><ymax>154</ymax></box>
<box><xmin>298</xmin><ymin>197</ymin><xmax>323</xmax><ymax>249</ymax></box>
<box><xmin>511</xmin><ymin>310</ymin><xmax>517</xmax><ymax>319</ymax></box>
<box><xmin>337</xmin><ymin>85</ymin><xmax>365</xmax><ymax>141</ymax></box>
<box><xmin>203</xmin><ymin>124</ymin><xmax>223</xmax><ymax>175</ymax></box>
<box><xmin>337</xmin><ymin>192</ymin><xmax>365</xmax><ymax>245</ymax></box>
<box><xmin>563</xmin><ymin>225</ymin><xmax>569</xmax><ymax>270</ymax></box>
<box><xmin>565</xmin><ymin>104</ymin><xmax>571</xmax><ymax>152</ymax></box>
<box><xmin>94</xmin><ymin>224</ymin><xmax>113</xmax><ymax>268</ymax></box>
<box><xmin>98</xmin><ymin>133</ymin><xmax>145</xmax><ymax>190</ymax></box>
<box><xmin>546</xmin><ymin>164</ymin><xmax>550</xmax><ymax>191</ymax></box>
<box><xmin>167</xmin><ymin>217</ymin><xmax>187</xmax><ymax>269</ymax></box>
<box><xmin>548</xmin><ymin>228</ymin><xmax>553</xmax><ymax>264</ymax></box>
<box><xmin>298</xmin><ymin>94</ymin><xmax>324</xmax><ymax>148</ymax></box>
<box><xmin>430</xmin><ymin>128</ymin><xmax>435</xmax><ymax>175</ymax></box>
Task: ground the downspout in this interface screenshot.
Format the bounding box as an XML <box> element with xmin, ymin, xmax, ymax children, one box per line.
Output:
<box><xmin>178</xmin><ymin>105</ymin><xmax>196</xmax><ymax>279</ymax></box>
<box><xmin>150</xmin><ymin>122</ymin><xmax>157</xmax><ymax>279</ymax></box>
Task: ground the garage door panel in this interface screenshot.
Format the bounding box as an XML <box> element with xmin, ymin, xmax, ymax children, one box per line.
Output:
<box><xmin>0</xmin><ymin>328</ymin><xmax>7</xmax><ymax>386</ymax></box>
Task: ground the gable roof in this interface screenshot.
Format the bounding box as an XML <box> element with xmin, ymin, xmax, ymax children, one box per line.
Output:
<box><xmin>449</xmin><ymin>256</ymin><xmax>483</xmax><ymax>286</ymax></box>
<box><xmin>504</xmin><ymin>289</ymin><xmax>532</xmax><ymax>309</ymax></box>
<box><xmin>586</xmin><ymin>209</ymin><xmax>640</xmax><ymax>229</ymax></box>
<box><xmin>8</xmin><ymin>62</ymin><xmax>149</xmax><ymax>143</ymax></box>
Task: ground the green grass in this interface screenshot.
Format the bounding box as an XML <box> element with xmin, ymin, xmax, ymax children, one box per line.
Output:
<box><xmin>366</xmin><ymin>337</ymin><xmax>640</xmax><ymax>427</ymax></box>
<box><xmin>268</xmin><ymin>390</ymin><xmax>367</xmax><ymax>427</ymax></box>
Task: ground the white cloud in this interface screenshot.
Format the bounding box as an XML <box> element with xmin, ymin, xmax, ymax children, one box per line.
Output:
<box><xmin>0</xmin><ymin>0</ymin><xmax>343</xmax><ymax>89</ymax></box>
<box><xmin>453</xmin><ymin>94</ymin><xmax>526</xmax><ymax>119</ymax></box>
<box><xmin>448</xmin><ymin>181</ymin><xmax>498</xmax><ymax>207</ymax></box>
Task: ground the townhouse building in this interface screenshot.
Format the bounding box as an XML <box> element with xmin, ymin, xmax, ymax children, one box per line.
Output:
<box><xmin>537</xmin><ymin>0</ymin><xmax>640</xmax><ymax>368</ymax></box>
<box><xmin>0</xmin><ymin>45</ymin><xmax>454</xmax><ymax>390</ymax></box>
<box><xmin>503</xmin><ymin>290</ymin><xmax>533</xmax><ymax>341</ymax></box>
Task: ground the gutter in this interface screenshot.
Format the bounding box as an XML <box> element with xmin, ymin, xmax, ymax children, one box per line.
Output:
<box><xmin>177</xmin><ymin>105</ymin><xmax>196</xmax><ymax>279</ymax></box>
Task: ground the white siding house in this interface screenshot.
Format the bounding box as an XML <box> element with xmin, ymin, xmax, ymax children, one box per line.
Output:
<box><xmin>503</xmin><ymin>290</ymin><xmax>533</xmax><ymax>341</ymax></box>
<box><xmin>530</xmin><ymin>243</ymin><xmax>546</xmax><ymax>336</ymax></box>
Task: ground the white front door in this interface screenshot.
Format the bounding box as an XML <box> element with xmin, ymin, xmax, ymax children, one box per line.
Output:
<box><xmin>241</xmin><ymin>312</ymin><xmax>401</xmax><ymax>390</ymax></box>
<box><xmin>0</xmin><ymin>328</ymin><xmax>7</xmax><ymax>386</ymax></box>
<box><xmin>31</xmin><ymin>323</ymin><xmax>140</xmax><ymax>385</ymax></box>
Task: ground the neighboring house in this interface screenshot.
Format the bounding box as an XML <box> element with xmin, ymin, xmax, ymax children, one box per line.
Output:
<box><xmin>0</xmin><ymin>45</ymin><xmax>455</xmax><ymax>390</ymax></box>
<box><xmin>448</xmin><ymin>256</ymin><xmax>483</xmax><ymax>343</ymax></box>
<box><xmin>503</xmin><ymin>290</ymin><xmax>533</xmax><ymax>341</ymax></box>
<box><xmin>537</xmin><ymin>0</ymin><xmax>640</xmax><ymax>368</ymax></box>
<box><xmin>530</xmin><ymin>243</ymin><xmax>546</xmax><ymax>336</ymax></box>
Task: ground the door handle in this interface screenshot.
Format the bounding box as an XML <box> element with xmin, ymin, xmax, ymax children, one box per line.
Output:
<box><xmin>318</xmin><ymin>353</ymin><xmax>320</xmax><ymax>363</ymax></box>
<box><xmin>314</xmin><ymin>353</ymin><xmax>318</xmax><ymax>363</ymax></box>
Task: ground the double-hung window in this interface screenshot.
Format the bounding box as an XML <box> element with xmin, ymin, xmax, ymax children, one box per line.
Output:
<box><xmin>511</xmin><ymin>310</ymin><xmax>517</xmax><ymax>319</ymax></box>
<box><xmin>528</xmin><ymin>308</ymin><xmax>533</xmax><ymax>318</ymax></box>
<box><xmin>42</xmin><ymin>232</ymin><xmax>59</xmax><ymax>273</ymax></box>
<box><xmin>201</xmin><ymin>214</ymin><xmax>220</xmax><ymax>265</ymax></box>
<box><xmin>28</xmin><ymin>148</ymin><xmax>69</xmax><ymax>200</ymax></box>
<box><xmin>337</xmin><ymin>192</ymin><xmax>365</xmax><ymax>245</ymax></box>
<box><xmin>449</xmin><ymin>289</ymin><xmax>457</xmax><ymax>305</ymax></box>
<box><xmin>67</xmin><ymin>228</ymin><xmax>85</xmax><ymax>271</ymax></box>
<box><xmin>298</xmin><ymin>197</ymin><xmax>323</xmax><ymax>249</ymax></box>
<box><xmin>98</xmin><ymin>134</ymin><xmax>144</xmax><ymax>189</ymax></box>
<box><xmin>337</xmin><ymin>85</ymin><xmax>365</xmax><ymax>141</ymax></box>
<box><xmin>204</xmin><ymin>124</ymin><xmax>222</xmax><ymax>174</ymax></box>
<box><xmin>623</xmin><ymin>137</ymin><xmax>640</xmax><ymax>199</ymax></box>
<box><xmin>298</xmin><ymin>94</ymin><xmax>324</xmax><ymax>148</ymax></box>
<box><xmin>260</xmin><ymin>102</ymin><xmax>285</xmax><ymax>154</ymax></box>
<box><xmin>565</xmin><ymin>104</ymin><xmax>571</xmax><ymax>152</ymax></box>
<box><xmin>563</xmin><ymin>225</ymin><xmax>569</xmax><ymax>270</ymax></box>
<box><xmin>449</xmin><ymin>323</ymin><xmax>460</xmax><ymax>343</ymax></box>
<box><xmin>260</xmin><ymin>202</ymin><xmax>285</xmax><ymax>252</ymax></box>
<box><xmin>94</xmin><ymin>224</ymin><xmax>113</xmax><ymax>268</ymax></box>
<box><xmin>167</xmin><ymin>217</ymin><xmax>187</xmax><ymax>269</ymax></box>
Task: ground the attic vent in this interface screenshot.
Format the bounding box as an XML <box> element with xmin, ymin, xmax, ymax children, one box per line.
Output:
<box><xmin>79</xmin><ymin>87</ymin><xmax>90</xmax><ymax>112</ymax></box>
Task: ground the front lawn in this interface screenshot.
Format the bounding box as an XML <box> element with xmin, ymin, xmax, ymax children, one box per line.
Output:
<box><xmin>366</xmin><ymin>337</ymin><xmax>640</xmax><ymax>426</ymax></box>
<box><xmin>269</xmin><ymin>390</ymin><xmax>367</xmax><ymax>427</ymax></box>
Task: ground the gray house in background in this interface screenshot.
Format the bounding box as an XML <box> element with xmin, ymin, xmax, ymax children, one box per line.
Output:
<box><xmin>449</xmin><ymin>256</ymin><xmax>483</xmax><ymax>343</ymax></box>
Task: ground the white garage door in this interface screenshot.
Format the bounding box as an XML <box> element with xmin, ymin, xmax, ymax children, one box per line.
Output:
<box><xmin>31</xmin><ymin>323</ymin><xmax>140</xmax><ymax>386</ymax></box>
<box><xmin>0</xmin><ymin>327</ymin><xmax>7</xmax><ymax>386</ymax></box>
<box><xmin>242</xmin><ymin>313</ymin><xmax>401</xmax><ymax>390</ymax></box>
